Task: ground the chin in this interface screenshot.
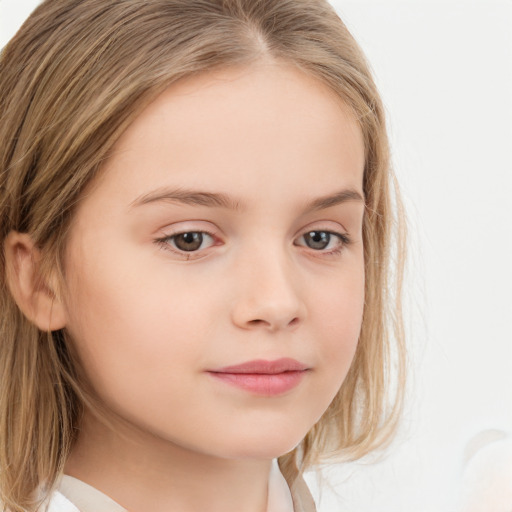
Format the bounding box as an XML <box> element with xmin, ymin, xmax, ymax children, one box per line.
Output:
<box><xmin>215</xmin><ymin>430</ymin><xmax>306</xmax><ymax>461</ymax></box>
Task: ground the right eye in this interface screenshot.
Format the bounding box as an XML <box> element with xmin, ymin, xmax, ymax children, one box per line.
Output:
<box><xmin>155</xmin><ymin>230</ymin><xmax>216</xmax><ymax>255</ymax></box>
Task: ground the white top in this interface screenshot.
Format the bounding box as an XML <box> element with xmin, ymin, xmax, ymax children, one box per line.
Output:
<box><xmin>39</xmin><ymin>459</ymin><xmax>295</xmax><ymax>512</ymax></box>
<box><xmin>458</xmin><ymin>432</ymin><xmax>512</xmax><ymax>512</ymax></box>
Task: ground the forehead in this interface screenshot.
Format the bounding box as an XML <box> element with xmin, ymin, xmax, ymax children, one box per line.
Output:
<box><xmin>84</xmin><ymin>61</ymin><xmax>365</xmax><ymax>212</ymax></box>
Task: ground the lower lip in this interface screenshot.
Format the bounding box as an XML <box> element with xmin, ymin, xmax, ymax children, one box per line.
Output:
<box><xmin>207</xmin><ymin>370</ymin><xmax>307</xmax><ymax>396</ymax></box>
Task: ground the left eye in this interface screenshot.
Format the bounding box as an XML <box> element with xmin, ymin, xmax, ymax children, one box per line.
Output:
<box><xmin>161</xmin><ymin>231</ymin><xmax>215</xmax><ymax>252</ymax></box>
<box><xmin>295</xmin><ymin>230</ymin><xmax>345</xmax><ymax>251</ymax></box>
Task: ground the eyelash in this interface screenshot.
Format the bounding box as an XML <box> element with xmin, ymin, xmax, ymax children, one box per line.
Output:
<box><xmin>300</xmin><ymin>231</ymin><xmax>352</xmax><ymax>256</ymax></box>
<box><xmin>154</xmin><ymin>229</ymin><xmax>218</xmax><ymax>260</ymax></box>
<box><xmin>154</xmin><ymin>228</ymin><xmax>352</xmax><ymax>259</ymax></box>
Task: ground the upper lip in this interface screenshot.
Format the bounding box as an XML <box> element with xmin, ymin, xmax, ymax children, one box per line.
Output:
<box><xmin>209</xmin><ymin>358</ymin><xmax>309</xmax><ymax>374</ymax></box>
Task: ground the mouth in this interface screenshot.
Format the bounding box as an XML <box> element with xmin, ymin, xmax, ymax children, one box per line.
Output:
<box><xmin>207</xmin><ymin>358</ymin><xmax>310</xmax><ymax>396</ymax></box>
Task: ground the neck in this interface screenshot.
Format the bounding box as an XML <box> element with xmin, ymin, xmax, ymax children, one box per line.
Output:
<box><xmin>64</xmin><ymin>411</ymin><xmax>273</xmax><ymax>512</ymax></box>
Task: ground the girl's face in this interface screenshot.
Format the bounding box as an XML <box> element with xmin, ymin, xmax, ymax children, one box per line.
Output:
<box><xmin>62</xmin><ymin>61</ymin><xmax>365</xmax><ymax>460</ymax></box>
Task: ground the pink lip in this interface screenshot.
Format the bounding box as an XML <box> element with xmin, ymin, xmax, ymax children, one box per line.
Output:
<box><xmin>207</xmin><ymin>358</ymin><xmax>310</xmax><ymax>396</ymax></box>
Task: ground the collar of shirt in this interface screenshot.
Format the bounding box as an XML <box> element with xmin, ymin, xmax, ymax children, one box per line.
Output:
<box><xmin>54</xmin><ymin>458</ymin><xmax>295</xmax><ymax>512</ymax></box>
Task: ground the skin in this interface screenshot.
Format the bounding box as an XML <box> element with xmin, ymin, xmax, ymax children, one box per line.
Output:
<box><xmin>41</xmin><ymin>61</ymin><xmax>366</xmax><ymax>512</ymax></box>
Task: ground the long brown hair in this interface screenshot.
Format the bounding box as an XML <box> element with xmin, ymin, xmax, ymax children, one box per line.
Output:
<box><xmin>0</xmin><ymin>1</ymin><xmax>406</xmax><ymax>510</ymax></box>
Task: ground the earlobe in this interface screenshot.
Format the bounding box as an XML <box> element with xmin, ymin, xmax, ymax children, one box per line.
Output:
<box><xmin>4</xmin><ymin>232</ymin><xmax>67</xmax><ymax>331</ymax></box>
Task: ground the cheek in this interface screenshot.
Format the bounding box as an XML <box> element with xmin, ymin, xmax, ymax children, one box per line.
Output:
<box><xmin>314</xmin><ymin>264</ymin><xmax>365</xmax><ymax>388</ymax></box>
<box><xmin>62</xmin><ymin>249</ymin><xmax>212</xmax><ymax>405</ymax></box>
<box><xmin>325</xmin><ymin>298</ymin><xmax>362</xmax><ymax>388</ymax></box>
<box><xmin>63</xmin><ymin>283</ymin><xmax>215</xmax><ymax>442</ymax></box>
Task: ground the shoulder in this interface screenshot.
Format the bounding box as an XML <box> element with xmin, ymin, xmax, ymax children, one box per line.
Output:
<box><xmin>459</xmin><ymin>431</ymin><xmax>512</xmax><ymax>511</ymax></box>
<box><xmin>36</xmin><ymin>490</ymin><xmax>81</xmax><ymax>512</ymax></box>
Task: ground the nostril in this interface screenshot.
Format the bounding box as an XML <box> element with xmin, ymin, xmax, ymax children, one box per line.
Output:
<box><xmin>246</xmin><ymin>317</ymin><xmax>300</xmax><ymax>330</ymax></box>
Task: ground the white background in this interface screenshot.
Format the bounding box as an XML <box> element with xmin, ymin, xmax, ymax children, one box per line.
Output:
<box><xmin>1</xmin><ymin>1</ymin><xmax>511</xmax><ymax>511</ymax></box>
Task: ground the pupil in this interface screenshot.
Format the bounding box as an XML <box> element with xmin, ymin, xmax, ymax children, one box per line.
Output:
<box><xmin>306</xmin><ymin>231</ymin><xmax>329</xmax><ymax>250</ymax></box>
<box><xmin>175</xmin><ymin>232</ymin><xmax>202</xmax><ymax>251</ymax></box>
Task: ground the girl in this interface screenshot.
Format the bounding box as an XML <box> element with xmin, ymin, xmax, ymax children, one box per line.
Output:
<box><xmin>0</xmin><ymin>1</ymin><xmax>406</xmax><ymax>511</ymax></box>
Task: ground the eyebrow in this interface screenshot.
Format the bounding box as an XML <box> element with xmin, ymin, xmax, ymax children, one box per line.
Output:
<box><xmin>308</xmin><ymin>189</ymin><xmax>365</xmax><ymax>211</ymax></box>
<box><xmin>130</xmin><ymin>188</ymin><xmax>243</xmax><ymax>211</ymax></box>
<box><xmin>129</xmin><ymin>186</ymin><xmax>365</xmax><ymax>213</ymax></box>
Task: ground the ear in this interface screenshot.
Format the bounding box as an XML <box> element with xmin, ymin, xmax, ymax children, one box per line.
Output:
<box><xmin>4</xmin><ymin>231</ymin><xmax>67</xmax><ymax>331</ymax></box>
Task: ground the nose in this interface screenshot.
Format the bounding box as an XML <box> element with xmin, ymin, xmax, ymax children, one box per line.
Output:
<box><xmin>230</xmin><ymin>248</ymin><xmax>307</xmax><ymax>332</ymax></box>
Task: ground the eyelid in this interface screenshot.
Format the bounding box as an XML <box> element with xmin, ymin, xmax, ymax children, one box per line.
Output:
<box><xmin>294</xmin><ymin>228</ymin><xmax>351</xmax><ymax>256</ymax></box>
<box><xmin>153</xmin><ymin>222</ymin><xmax>352</xmax><ymax>260</ymax></box>
<box><xmin>153</xmin><ymin>222</ymin><xmax>221</xmax><ymax>259</ymax></box>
